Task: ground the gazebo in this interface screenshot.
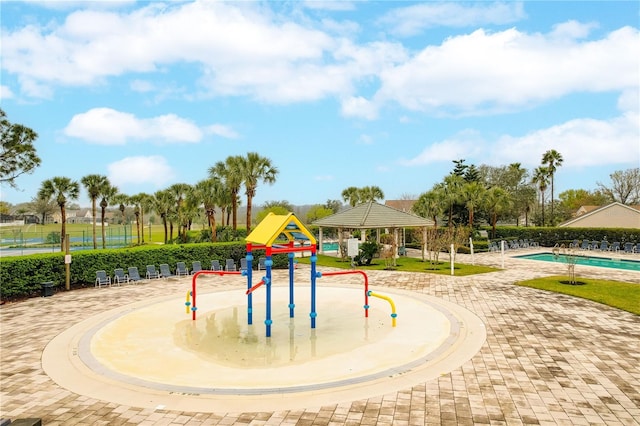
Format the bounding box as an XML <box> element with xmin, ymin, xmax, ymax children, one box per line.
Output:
<box><xmin>312</xmin><ymin>201</ymin><xmax>434</xmax><ymax>259</ymax></box>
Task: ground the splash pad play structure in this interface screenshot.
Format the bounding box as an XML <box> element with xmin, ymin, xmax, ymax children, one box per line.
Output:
<box><xmin>42</xmin><ymin>213</ymin><xmax>486</xmax><ymax>413</ymax></box>
<box><xmin>187</xmin><ymin>213</ymin><xmax>398</xmax><ymax>337</ymax></box>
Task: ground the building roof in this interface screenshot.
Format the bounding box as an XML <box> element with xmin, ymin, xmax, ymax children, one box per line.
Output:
<box><xmin>312</xmin><ymin>201</ymin><xmax>433</xmax><ymax>229</ymax></box>
<box><xmin>559</xmin><ymin>202</ymin><xmax>640</xmax><ymax>228</ymax></box>
<box><xmin>246</xmin><ymin>212</ymin><xmax>317</xmax><ymax>246</ymax></box>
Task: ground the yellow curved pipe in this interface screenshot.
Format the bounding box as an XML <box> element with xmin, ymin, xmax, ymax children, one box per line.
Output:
<box><xmin>368</xmin><ymin>291</ymin><xmax>397</xmax><ymax>327</ymax></box>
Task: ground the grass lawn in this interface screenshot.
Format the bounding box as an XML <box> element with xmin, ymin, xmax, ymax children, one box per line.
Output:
<box><xmin>297</xmin><ymin>254</ymin><xmax>499</xmax><ymax>276</ymax></box>
<box><xmin>516</xmin><ymin>276</ymin><xmax>640</xmax><ymax>315</ymax></box>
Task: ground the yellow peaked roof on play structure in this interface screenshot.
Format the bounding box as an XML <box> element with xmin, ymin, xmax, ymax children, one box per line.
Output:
<box><xmin>245</xmin><ymin>212</ymin><xmax>317</xmax><ymax>247</ymax></box>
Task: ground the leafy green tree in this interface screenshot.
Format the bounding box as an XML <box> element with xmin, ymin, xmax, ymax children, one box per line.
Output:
<box><xmin>240</xmin><ymin>152</ymin><xmax>278</xmax><ymax>233</ymax></box>
<box><xmin>306</xmin><ymin>205</ymin><xmax>334</xmax><ymax>223</ymax></box>
<box><xmin>262</xmin><ymin>200</ymin><xmax>294</xmax><ymax>211</ymax></box>
<box><xmin>81</xmin><ymin>174</ymin><xmax>109</xmax><ymax>249</ymax></box>
<box><xmin>256</xmin><ymin>205</ymin><xmax>289</xmax><ymax>224</ymax></box>
<box><xmin>324</xmin><ymin>199</ymin><xmax>342</xmax><ymax>213</ymax></box>
<box><xmin>37</xmin><ymin>177</ymin><xmax>80</xmax><ymax>251</ymax></box>
<box><xmin>542</xmin><ymin>149</ymin><xmax>563</xmax><ymax>219</ymax></box>
<box><xmin>0</xmin><ymin>109</ymin><xmax>41</xmax><ymax>188</ymax></box>
<box><xmin>558</xmin><ymin>189</ymin><xmax>609</xmax><ymax>211</ymax></box>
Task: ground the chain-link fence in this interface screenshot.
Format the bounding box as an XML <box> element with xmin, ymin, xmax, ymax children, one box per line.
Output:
<box><xmin>0</xmin><ymin>224</ymin><xmax>136</xmax><ymax>256</ymax></box>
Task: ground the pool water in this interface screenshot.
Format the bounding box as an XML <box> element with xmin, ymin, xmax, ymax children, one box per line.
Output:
<box><xmin>516</xmin><ymin>252</ymin><xmax>640</xmax><ymax>272</ymax></box>
<box><xmin>322</xmin><ymin>242</ymin><xmax>339</xmax><ymax>251</ymax></box>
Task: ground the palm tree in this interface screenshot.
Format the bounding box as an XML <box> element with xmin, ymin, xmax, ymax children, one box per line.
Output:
<box><xmin>129</xmin><ymin>194</ymin><xmax>142</xmax><ymax>244</ymax></box>
<box><xmin>542</xmin><ymin>149</ymin><xmax>563</xmax><ymax>221</ymax></box>
<box><xmin>153</xmin><ymin>190</ymin><xmax>173</xmax><ymax>244</ymax></box>
<box><xmin>240</xmin><ymin>152</ymin><xmax>278</xmax><ymax>233</ymax></box>
<box><xmin>484</xmin><ymin>187</ymin><xmax>512</xmax><ymax>238</ymax></box>
<box><xmin>167</xmin><ymin>183</ymin><xmax>191</xmax><ymax>242</ymax></box>
<box><xmin>413</xmin><ymin>189</ymin><xmax>444</xmax><ymax>229</ymax></box>
<box><xmin>358</xmin><ymin>186</ymin><xmax>385</xmax><ymax>203</ymax></box>
<box><xmin>462</xmin><ymin>181</ymin><xmax>486</xmax><ymax>227</ymax></box>
<box><xmin>209</xmin><ymin>157</ymin><xmax>243</xmax><ymax>230</ymax></box>
<box><xmin>341</xmin><ymin>186</ymin><xmax>360</xmax><ymax>207</ymax></box>
<box><xmin>532</xmin><ymin>166</ymin><xmax>550</xmax><ymax>226</ymax></box>
<box><xmin>112</xmin><ymin>193</ymin><xmax>128</xmax><ymax>224</ymax></box>
<box><xmin>437</xmin><ymin>174</ymin><xmax>464</xmax><ymax>228</ymax></box>
<box><xmin>37</xmin><ymin>177</ymin><xmax>80</xmax><ymax>251</ymax></box>
<box><xmin>194</xmin><ymin>177</ymin><xmax>223</xmax><ymax>242</ymax></box>
<box><xmin>98</xmin><ymin>182</ymin><xmax>118</xmax><ymax>249</ymax></box>
<box><xmin>81</xmin><ymin>174</ymin><xmax>108</xmax><ymax>249</ymax></box>
<box><xmin>129</xmin><ymin>193</ymin><xmax>152</xmax><ymax>245</ymax></box>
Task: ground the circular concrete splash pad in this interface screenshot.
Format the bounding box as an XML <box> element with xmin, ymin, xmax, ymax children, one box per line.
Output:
<box><xmin>43</xmin><ymin>285</ymin><xmax>485</xmax><ymax>413</ymax></box>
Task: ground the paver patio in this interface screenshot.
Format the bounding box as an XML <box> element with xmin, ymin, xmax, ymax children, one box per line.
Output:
<box><xmin>1</xmin><ymin>249</ymin><xmax>638</xmax><ymax>425</ymax></box>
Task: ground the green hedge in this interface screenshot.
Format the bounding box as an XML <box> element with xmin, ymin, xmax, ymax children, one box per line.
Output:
<box><xmin>0</xmin><ymin>242</ymin><xmax>292</xmax><ymax>300</ymax></box>
<box><xmin>483</xmin><ymin>226</ymin><xmax>639</xmax><ymax>248</ymax></box>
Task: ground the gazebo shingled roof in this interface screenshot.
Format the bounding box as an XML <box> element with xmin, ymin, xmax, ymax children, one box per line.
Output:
<box><xmin>312</xmin><ymin>201</ymin><xmax>433</xmax><ymax>229</ymax></box>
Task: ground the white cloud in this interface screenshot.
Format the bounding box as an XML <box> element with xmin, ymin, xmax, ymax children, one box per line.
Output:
<box><xmin>1</xmin><ymin>2</ymin><xmax>404</xmax><ymax>105</ymax></box>
<box><xmin>303</xmin><ymin>1</ymin><xmax>356</xmax><ymax>11</ymax></box>
<box><xmin>618</xmin><ymin>88</ymin><xmax>639</xmax><ymax>113</ymax></box>
<box><xmin>400</xmin><ymin>113</ymin><xmax>639</xmax><ymax>170</ymax></box>
<box><xmin>399</xmin><ymin>130</ymin><xmax>485</xmax><ymax>166</ymax></box>
<box><xmin>64</xmin><ymin>108</ymin><xmax>203</xmax><ymax>145</ymax></box>
<box><xmin>379</xmin><ymin>2</ymin><xmax>526</xmax><ymax>36</ymax></box>
<box><xmin>492</xmin><ymin>112</ymin><xmax>640</xmax><ymax>168</ymax></box>
<box><xmin>22</xmin><ymin>0</ymin><xmax>135</xmax><ymax>10</ymax></box>
<box><xmin>107</xmin><ymin>155</ymin><xmax>175</xmax><ymax>187</ymax></box>
<box><xmin>130</xmin><ymin>79</ymin><xmax>155</xmax><ymax>93</ymax></box>
<box><xmin>205</xmin><ymin>124</ymin><xmax>240</xmax><ymax>139</ymax></box>
<box><xmin>0</xmin><ymin>85</ymin><xmax>14</xmax><ymax>100</ymax></box>
<box><xmin>377</xmin><ymin>25</ymin><xmax>639</xmax><ymax>115</ymax></box>
<box><xmin>341</xmin><ymin>96</ymin><xmax>378</xmax><ymax>120</ymax></box>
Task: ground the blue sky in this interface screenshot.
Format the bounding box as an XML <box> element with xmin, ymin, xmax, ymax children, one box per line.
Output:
<box><xmin>1</xmin><ymin>0</ymin><xmax>638</xmax><ymax>208</ymax></box>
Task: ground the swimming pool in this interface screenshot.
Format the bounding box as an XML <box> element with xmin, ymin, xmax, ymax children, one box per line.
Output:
<box><xmin>322</xmin><ymin>242</ymin><xmax>340</xmax><ymax>251</ymax></box>
<box><xmin>515</xmin><ymin>252</ymin><xmax>640</xmax><ymax>272</ymax></box>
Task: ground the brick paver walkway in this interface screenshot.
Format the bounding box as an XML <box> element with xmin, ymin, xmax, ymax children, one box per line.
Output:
<box><xmin>1</xmin><ymin>249</ymin><xmax>639</xmax><ymax>425</ymax></box>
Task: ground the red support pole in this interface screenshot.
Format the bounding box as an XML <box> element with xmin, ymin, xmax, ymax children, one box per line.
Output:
<box><xmin>246</xmin><ymin>279</ymin><xmax>265</xmax><ymax>295</ymax></box>
<box><xmin>318</xmin><ymin>270</ymin><xmax>370</xmax><ymax>317</ymax></box>
<box><xmin>190</xmin><ymin>270</ymin><xmax>242</xmax><ymax>320</ymax></box>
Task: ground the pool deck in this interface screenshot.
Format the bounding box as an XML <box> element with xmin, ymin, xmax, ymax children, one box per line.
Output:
<box><xmin>1</xmin><ymin>247</ymin><xmax>639</xmax><ymax>425</ymax></box>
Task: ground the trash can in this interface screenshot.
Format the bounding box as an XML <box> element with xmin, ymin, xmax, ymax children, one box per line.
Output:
<box><xmin>41</xmin><ymin>282</ymin><xmax>54</xmax><ymax>297</ymax></box>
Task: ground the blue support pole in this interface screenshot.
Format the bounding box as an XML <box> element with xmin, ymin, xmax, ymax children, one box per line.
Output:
<box><xmin>246</xmin><ymin>251</ymin><xmax>253</xmax><ymax>325</ymax></box>
<box><xmin>310</xmin><ymin>251</ymin><xmax>317</xmax><ymax>328</ymax></box>
<box><xmin>288</xmin><ymin>252</ymin><xmax>295</xmax><ymax>318</ymax></box>
<box><xmin>265</xmin><ymin>253</ymin><xmax>273</xmax><ymax>337</ymax></box>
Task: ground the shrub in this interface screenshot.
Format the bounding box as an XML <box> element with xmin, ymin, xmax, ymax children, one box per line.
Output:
<box><xmin>0</xmin><ymin>242</ymin><xmax>291</xmax><ymax>301</ymax></box>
